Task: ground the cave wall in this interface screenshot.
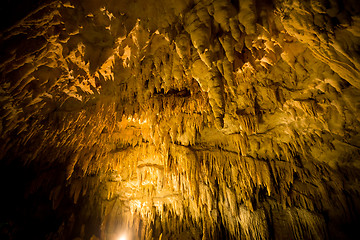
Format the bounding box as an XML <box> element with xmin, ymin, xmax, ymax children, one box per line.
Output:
<box><xmin>1</xmin><ymin>0</ymin><xmax>360</xmax><ymax>239</ymax></box>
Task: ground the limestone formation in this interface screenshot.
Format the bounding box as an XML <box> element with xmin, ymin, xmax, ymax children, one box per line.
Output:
<box><xmin>1</xmin><ymin>0</ymin><xmax>360</xmax><ymax>239</ymax></box>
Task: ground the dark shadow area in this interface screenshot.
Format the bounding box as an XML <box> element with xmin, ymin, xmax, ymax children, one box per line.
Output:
<box><xmin>0</xmin><ymin>0</ymin><xmax>50</xmax><ymax>32</ymax></box>
<box><xmin>0</xmin><ymin>160</ymin><xmax>62</xmax><ymax>239</ymax></box>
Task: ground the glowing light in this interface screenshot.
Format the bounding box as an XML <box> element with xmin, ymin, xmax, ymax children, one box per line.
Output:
<box><xmin>118</xmin><ymin>234</ymin><xmax>127</xmax><ymax>240</ymax></box>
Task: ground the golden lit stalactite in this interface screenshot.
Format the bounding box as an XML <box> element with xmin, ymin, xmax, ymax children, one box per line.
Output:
<box><xmin>1</xmin><ymin>0</ymin><xmax>360</xmax><ymax>239</ymax></box>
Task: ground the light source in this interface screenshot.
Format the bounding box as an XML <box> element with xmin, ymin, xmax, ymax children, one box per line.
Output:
<box><xmin>117</xmin><ymin>234</ymin><xmax>127</xmax><ymax>240</ymax></box>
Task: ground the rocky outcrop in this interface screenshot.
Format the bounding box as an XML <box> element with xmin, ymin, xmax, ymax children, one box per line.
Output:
<box><xmin>1</xmin><ymin>0</ymin><xmax>360</xmax><ymax>239</ymax></box>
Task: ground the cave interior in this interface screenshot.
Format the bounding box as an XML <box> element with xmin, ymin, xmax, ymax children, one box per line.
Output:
<box><xmin>1</xmin><ymin>0</ymin><xmax>360</xmax><ymax>239</ymax></box>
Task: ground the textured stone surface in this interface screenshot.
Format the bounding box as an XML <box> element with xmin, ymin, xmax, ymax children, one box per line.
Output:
<box><xmin>1</xmin><ymin>0</ymin><xmax>360</xmax><ymax>239</ymax></box>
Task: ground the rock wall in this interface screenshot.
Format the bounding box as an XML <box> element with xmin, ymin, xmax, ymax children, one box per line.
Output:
<box><xmin>1</xmin><ymin>0</ymin><xmax>360</xmax><ymax>239</ymax></box>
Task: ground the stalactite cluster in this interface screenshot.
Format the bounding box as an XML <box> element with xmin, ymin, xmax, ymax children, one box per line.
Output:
<box><xmin>1</xmin><ymin>0</ymin><xmax>360</xmax><ymax>239</ymax></box>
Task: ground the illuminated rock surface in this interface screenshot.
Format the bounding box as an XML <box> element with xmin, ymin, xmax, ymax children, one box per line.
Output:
<box><xmin>1</xmin><ymin>0</ymin><xmax>360</xmax><ymax>239</ymax></box>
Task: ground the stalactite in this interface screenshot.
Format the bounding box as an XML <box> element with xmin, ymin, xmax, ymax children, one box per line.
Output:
<box><xmin>1</xmin><ymin>0</ymin><xmax>360</xmax><ymax>239</ymax></box>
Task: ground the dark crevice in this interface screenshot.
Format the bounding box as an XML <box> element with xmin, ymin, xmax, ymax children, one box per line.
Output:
<box><xmin>153</xmin><ymin>87</ymin><xmax>191</xmax><ymax>97</ymax></box>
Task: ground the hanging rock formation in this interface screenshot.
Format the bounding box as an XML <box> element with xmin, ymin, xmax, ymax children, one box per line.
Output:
<box><xmin>1</xmin><ymin>0</ymin><xmax>360</xmax><ymax>239</ymax></box>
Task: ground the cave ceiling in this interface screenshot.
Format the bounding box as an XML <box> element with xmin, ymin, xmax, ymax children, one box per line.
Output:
<box><xmin>1</xmin><ymin>0</ymin><xmax>360</xmax><ymax>239</ymax></box>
